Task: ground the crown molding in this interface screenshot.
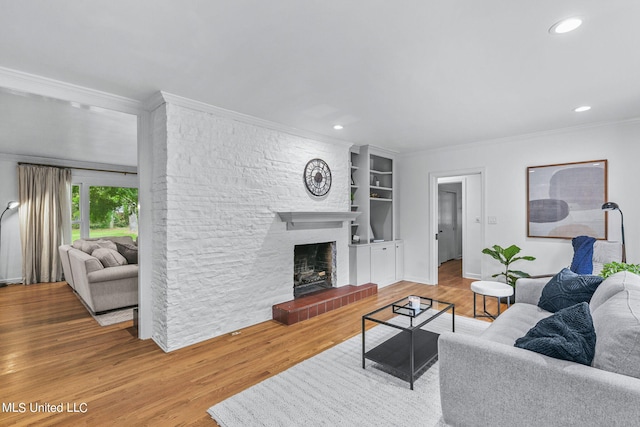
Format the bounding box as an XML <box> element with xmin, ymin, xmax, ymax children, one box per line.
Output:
<box><xmin>147</xmin><ymin>91</ymin><xmax>354</xmax><ymax>149</ymax></box>
<box><xmin>0</xmin><ymin>66</ymin><xmax>142</xmax><ymax>115</ymax></box>
<box><xmin>142</xmin><ymin>91</ymin><xmax>166</xmax><ymax>112</ymax></box>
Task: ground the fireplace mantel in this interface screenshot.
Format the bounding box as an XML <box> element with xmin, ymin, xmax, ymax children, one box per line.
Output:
<box><xmin>277</xmin><ymin>211</ymin><xmax>361</xmax><ymax>230</ymax></box>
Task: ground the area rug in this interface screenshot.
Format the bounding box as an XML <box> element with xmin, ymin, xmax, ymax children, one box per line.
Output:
<box><xmin>92</xmin><ymin>307</ymin><xmax>135</xmax><ymax>326</ymax></box>
<box><xmin>208</xmin><ymin>313</ymin><xmax>489</xmax><ymax>427</ymax></box>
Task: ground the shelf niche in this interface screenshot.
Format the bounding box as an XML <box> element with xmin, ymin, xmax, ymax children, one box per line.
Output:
<box><xmin>349</xmin><ymin>145</ymin><xmax>396</xmax><ymax>244</ymax></box>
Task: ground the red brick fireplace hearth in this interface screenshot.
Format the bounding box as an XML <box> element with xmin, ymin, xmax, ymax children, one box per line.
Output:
<box><xmin>272</xmin><ymin>283</ymin><xmax>377</xmax><ymax>325</ymax></box>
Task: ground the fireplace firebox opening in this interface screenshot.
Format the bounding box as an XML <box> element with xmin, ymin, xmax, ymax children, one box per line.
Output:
<box><xmin>293</xmin><ymin>242</ymin><xmax>336</xmax><ymax>298</ymax></box>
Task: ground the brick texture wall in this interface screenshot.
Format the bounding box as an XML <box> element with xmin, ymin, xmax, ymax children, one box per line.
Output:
<box><xmin>151</xmin><ymin>100</ymin><xmax>350</xmax><ymax>351</ymax></box>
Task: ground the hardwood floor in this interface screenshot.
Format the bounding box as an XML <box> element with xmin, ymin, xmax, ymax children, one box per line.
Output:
<box><xmin>1</xmin><ymin>267</ymin><xmax>505</xmax><ymax>426</ymax></box>
<box><xmin>437</xmin><ymin>258</ymin><xmax>476</xmax><ymax>289</ymax></box>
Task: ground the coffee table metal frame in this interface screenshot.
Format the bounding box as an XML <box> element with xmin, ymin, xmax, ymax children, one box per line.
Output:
<box><xmin>362</xmin><ymin>296</ymin><xmax>455</xmax><ymax>390</ymax></box>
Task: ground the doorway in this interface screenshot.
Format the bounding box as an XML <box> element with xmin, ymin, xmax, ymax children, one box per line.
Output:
<box><xmin>429</xmin><ymin>171</ymin><xmax>484</xmax><ymax>285</ymax></box>
<box><xmin>438</xmin><ymin>185</ymin><xmax>461</xmax><ymax>266</ymax></box>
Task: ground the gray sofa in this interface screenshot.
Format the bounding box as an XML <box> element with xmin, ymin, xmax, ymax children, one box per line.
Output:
<box><xmin>58</xmin><ymin>236</ymin><xmax>138</xmax><ymax>314</ymax></box>
<box><xmin>439</xmin><ymin>271</ymin><xmax>640</xmax><ymax>426</ymax></box>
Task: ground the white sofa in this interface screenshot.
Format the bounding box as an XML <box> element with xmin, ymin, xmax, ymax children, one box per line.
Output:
<box><xmin>59</xmin><ymin>236</ymin><xmax>138</xmax><ymax>314</ymax></box>
<box><xmin>438</xmin><ymin>271</ymin><xmax>640</xmax><ymax>426</ymax></box>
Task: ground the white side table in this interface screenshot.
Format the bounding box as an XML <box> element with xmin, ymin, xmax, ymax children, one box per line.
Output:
<box><xmin>471</xmin><ymin>281</ymin><xmax>514</xmax><ymax>319</ymax></box>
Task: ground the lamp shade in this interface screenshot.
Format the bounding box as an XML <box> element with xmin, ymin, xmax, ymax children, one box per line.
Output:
<box><xmin>601</xmin><ymin>202</ymin><xmax>619</xmax><ymax>211</ymax></box>
<box><xmin>7</xmin><ymin>201</ymin><xmax>19</xmax><ymax>210</ymax></box>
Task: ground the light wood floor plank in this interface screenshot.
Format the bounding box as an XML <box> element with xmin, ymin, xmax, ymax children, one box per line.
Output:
<box><xmin>1</xmin><ymin>260</ymin><xmax>505</xmax><ymax>425</ymax></box>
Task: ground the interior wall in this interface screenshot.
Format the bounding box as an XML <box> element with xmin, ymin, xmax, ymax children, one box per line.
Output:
<box><xmin>0</xmin><ymin>156</ymin><xmax>21</xmax><ymax>282</ymax></box>
<box><xmin>399</xmin><ymin>119</ymin><xmax>640</xmax><ymax>283</ymax></box>
<box><xmin>151</xmin><ymin>97</ymin><xmax>351</xmax><ymax>352</ymax></box>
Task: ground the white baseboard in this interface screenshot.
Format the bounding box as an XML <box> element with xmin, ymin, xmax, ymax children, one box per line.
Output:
<box><xmin>402</xmin><ymin>275</ymin><xmax>434</xmax><ymax>285</ymax></box>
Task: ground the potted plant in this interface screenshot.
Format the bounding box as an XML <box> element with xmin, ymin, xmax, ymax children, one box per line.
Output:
<box><xmin>482</xmin><ymin>244</ymin><xmax>536</xmax><ymax>302</ymax></box>
<box><xmin>599</xmin><ymin>262</ymin><xmax>640</xmax><ymax>278</ymax></box>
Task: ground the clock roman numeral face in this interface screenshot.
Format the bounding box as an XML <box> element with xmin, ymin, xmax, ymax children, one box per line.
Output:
<box><xmin>304</xmin><ymin>158</ymin><xmax>332</xmax><ymax>196</ymax></box>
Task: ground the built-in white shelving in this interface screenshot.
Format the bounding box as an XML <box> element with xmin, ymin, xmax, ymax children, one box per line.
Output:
<box><xmin>348</xmin><ymin>145</ymin><xmax>402</xmax><ymax>287</ymax></box>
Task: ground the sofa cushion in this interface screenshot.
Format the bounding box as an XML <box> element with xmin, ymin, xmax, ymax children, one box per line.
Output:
<box><xmin>102</xmin><ymin>236</ymin><xmax>136</xmax><ymax>246</ymax></box>
<box><xmin>591</xmin><ymin>287</ymin><xmax>640</xmax><ymax>379</ymax></box>
<box><xmin>589</xmin><ymin>271</ymin><xmax>640</xmax><ymax>312</ymax></box>
<box><xmin>78</xmin><ymin>239</ymin><xmax>117</xmax><ymax>254</ymax></box>
<box><xmin>480</xmin><ymin>303</ymin><xmax>552</xmax><ymax>345</ymax></box>
<box><xmin>81</xmin><ymin>240</ymin><xmax>101</xmax><ymax>254</ymax></box>
<box><xmin>592</xmin><ymin>241</ymin><xmax>622</xmax><ymax>276</ymax></box>
<box><xmin>515</xmin><ymin>302</ymin><xmax>596</xmax><ymax>366</ymax></box>
<box><xmin>92</xmin><ymin>247</ymin><xmax>128</xmax><ymax>267</ymax></box>
<box><xmin>538</xmin><ymin>268</ymin><xmax>603</xmax><ymax>312</ymax></box>
<box><xmin>96</xmin><ymin>239</ymin><xmax>118</xmax><ymax>251</ymax></box>
<box><xmin>115</xmin><ymin>242</ymin><xmax>138</xmax><ymax>264</ymax></box>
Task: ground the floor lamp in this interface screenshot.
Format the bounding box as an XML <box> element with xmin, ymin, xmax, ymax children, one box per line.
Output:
<box><xmin>0</xmin><ymin>201</ymin><xmax>20</xmax><ymax>287</ymax></box>
<box><xmin>602</xmin><ymin>202</ymin><xmax>626</xmax><ymax>263</ymax></box>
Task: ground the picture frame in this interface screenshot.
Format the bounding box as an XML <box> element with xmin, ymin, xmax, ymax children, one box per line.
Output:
<box><xmin>527</xmin><ymin>159</ymin><xmax>607</xmax><ymax>239</ymax></box>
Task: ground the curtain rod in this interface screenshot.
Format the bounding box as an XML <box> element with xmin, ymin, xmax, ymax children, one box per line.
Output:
<box><xmin>17</xmin><ymin>162</ymin><xmax>137</xmax><ymax>175</ymax></box>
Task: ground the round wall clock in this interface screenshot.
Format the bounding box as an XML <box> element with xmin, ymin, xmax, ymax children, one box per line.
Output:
<box><xmin>304</xmin><ymin>158</ymin><xmax>332</xmax><ymax>197</ymax></box>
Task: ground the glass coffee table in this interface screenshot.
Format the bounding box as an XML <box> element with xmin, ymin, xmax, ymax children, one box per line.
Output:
<box><xmin>362</xmin><ymin>296</ymin><xmax>455</xmax><ymax>390</ymax></box>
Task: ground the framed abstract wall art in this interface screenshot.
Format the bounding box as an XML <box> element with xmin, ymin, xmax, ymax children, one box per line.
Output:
<box><xmin>527</xmin><ymin>159</ymin><xmax>607</xmax><ymax>239</ymax></box>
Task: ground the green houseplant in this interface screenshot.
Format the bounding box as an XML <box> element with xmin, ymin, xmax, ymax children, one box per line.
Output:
<box><xmin>599</xmin><ymin>262</ymin><xmax>640</xmax><ymax>279</ymax></box>
<box><xmin>482</xmin><ymin>244</ymin><xmax>536</xmax><ymax>288</ymax></box>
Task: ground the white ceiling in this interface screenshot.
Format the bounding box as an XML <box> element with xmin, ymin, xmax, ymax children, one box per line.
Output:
<box><xmin>0</xmin><ymin>88</ymin><xmax>138</xmax><ymax>166</ymax></box>
<box><xmin>1</xmin><ymin>0</ymin><xmax>639</xmax><ymax>165</ymax></box>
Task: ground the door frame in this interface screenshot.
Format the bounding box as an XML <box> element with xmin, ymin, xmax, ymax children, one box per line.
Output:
<box><xmin>429</xmin><ymin>168</ymin><xmax>485</xmax><ymax>285</ymax></box>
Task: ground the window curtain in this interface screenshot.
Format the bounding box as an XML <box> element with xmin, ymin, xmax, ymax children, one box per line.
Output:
<box><xmin>18</xmin><ymin>165</ymin><xmax>72</xmax><ymax>284</ymax></box>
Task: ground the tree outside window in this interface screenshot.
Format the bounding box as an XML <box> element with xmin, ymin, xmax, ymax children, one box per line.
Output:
<box><xmin>71</xmin><ymin>185</ymin><xmax>138</xmax><ymax>241</ymax></box>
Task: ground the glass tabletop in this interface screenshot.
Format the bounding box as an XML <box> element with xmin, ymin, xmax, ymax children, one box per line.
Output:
<box><xmin>363</xmin><ymin>296</ymin><xmax>454</xmax><ymax>329</ymax></box>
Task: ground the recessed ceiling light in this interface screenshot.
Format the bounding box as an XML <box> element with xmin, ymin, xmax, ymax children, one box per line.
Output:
<box><xmin>574</xmin><ymin>106</ymin><xmax>591</xmax><ymax>112</ymax></box>
<box><xmin>333</xmin><ymin>125</ymin><xmax>343</xmax><ymax>130</ymax></box>
<box><xmin>549</xmin><ymin>17</ymin><xmax>582</xmax><ymax>34</ymax></box>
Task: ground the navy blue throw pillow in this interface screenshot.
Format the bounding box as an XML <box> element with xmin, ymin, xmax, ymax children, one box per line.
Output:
<box><xmin>570</xmin><ymin>235</ymin><xmax>596</xmax><ymax>274</ymax></box>
<box><xmin>538</xmin><ymin>268</ymin><xmax>603</xmax><ymax>313</ymax></box>
<box><xmin>515</xmin><ymin>302</ymin><xmax>596</xmax><ymax>365</ymax></box>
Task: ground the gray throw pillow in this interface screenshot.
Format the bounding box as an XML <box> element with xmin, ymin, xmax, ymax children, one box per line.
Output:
<box><xmin>538</xmin><ymin>268</ymin><xmax>603</xmax><ymax>312</ymax></box>
<box><xmin>81</xmin><ymin>240</ymin><xmax>101</xmax><ymax>254</ymax></box>
<box><xmin>95</xmin><ymin>239</ymin><xmax>118</xmax><ymax>251</ymax></box>
<box><xmin>515</xmin><ymin>302</ymin><xmax>596</xmax><ymax>365</ymax></box>
<box><xmin>79</xmin><ymin>239</ymin><xmax>117</xmax><ymax>254</ymax></box>
<box><xmin>115</xmin><ymin>242</ymin><xmax>138</xmax><ymax>264</ymax></box>
<box><xmin>92</xmin><ymin>247</ymin><xmax>128</xmax><ymax>267</ymax></box>
<box><xmin>591</xmin><ymin>288</ymin><xmax>640</xmax><ymax>379</ymax></box>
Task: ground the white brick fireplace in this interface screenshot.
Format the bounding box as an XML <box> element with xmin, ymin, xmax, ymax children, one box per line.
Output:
<box><xmin>148</xmin><ymin>92</ymin><xmax>353</xmax><ymax>351</ymax></box>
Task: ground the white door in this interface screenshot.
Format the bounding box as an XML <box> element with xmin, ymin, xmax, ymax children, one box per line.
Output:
<box><xmin>438</xmin><ymin>190</ymin><xmax>456</xmax><ymax>265</ymax></box>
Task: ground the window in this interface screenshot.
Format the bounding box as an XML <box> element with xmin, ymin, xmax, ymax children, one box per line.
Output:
<box><xmin>72</xmin><ymin>184</ymin><xmax>81</xmax><ymax>240</ymax></box>
<box><xmin>71</xmin><ymin>171</ymin><xmax>138</xmax><ymax>242</ymax></box>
